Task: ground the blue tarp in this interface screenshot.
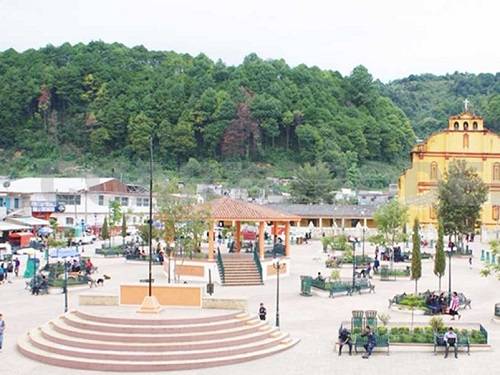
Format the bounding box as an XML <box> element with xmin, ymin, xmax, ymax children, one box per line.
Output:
<box><xmin>49</xmin><ymin>247</ymin><xmax>79</xmax><ymax>258</ymax></box>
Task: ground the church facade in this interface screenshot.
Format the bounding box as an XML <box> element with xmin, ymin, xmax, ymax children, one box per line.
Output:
<box><xmin>398</xmin><ymin>109</ymin><xmax>500</xmax><ymax>238</ymax></box>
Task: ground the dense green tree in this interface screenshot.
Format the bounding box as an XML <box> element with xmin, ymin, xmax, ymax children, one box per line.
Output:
<box><xmin>437</xmin><ymin>160</ymin><xmax>488</xmax><ymax>248</ymax></box>
<box><xmin>411</xmin><ymin>218</ymin><xmax>422</xmax><ymax>294</ymax></box>
<box><xmin>289</xmin><ymin>162</ymin><xmax>334</xmax><ymax>204</ymax></box>
<box><xmin>101</xmin><ymin>217</ymin><xmax>109</xmax><ymax>240</ymax></box>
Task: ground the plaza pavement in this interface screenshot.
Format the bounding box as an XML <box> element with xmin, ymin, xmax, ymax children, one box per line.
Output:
<box><xmin>1</xmin><ymin>240</ymin><xmax>499</xmax><ymax>375</ymax></box>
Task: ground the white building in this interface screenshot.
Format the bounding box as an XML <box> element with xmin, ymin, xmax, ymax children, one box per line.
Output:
<box><xmin>0</xmin><ymin>177</ymin><xmax>151</xmax><ymax>230</ymax></box>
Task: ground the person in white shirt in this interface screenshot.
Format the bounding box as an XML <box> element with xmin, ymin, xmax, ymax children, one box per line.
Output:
<box><xmin>443</xmin><ymin>327</ymin><xmax>458</xmax><ymax>358</ymax></box>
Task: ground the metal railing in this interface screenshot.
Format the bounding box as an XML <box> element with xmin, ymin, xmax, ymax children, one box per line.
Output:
<box><xmin>216</xmin><ymin>248</ymin><xmax>225</xmax><ymax>283</ymax></box>
<box><xmin>253</xmin><ymin>249</ymin><xmax>263</xmax><ymax>283</ymax></box>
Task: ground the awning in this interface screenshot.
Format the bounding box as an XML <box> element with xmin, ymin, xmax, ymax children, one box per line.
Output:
<box><xmin>5</xmin><ymin>216</ymin><xmax>50</xmax><ymax>226</ymax></box>
<box><xmin>0</xmin><ymin>221</ymin><xmax>31</xmax><ymax>231</ymax></box>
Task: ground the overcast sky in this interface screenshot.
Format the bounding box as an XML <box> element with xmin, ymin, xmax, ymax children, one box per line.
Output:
<box><xmin>0</xmin><ymin>0</ymin><xmax>498</xmax><ymax>82</ymax></box>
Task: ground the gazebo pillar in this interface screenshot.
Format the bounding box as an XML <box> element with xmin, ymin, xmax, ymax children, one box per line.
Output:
<box><xmin>259</xmin><ymin>221</ymin><xmax>265</xmax><ymax>259</ymax></box>
<box><xmin>236</xmin><ymin>221</ymin><xmax>241</xmax><ymax>253</ymax></box>
<box><xmin>272</xmin><ymin>221</ymin><xmax>277</xmax><ymax>244</ymax></box>
<box><xmin>208</xmin><ymin>221</ymin><xmax>215</xmax><ymax>261</ymax></box>
<box><xmin>285</xmin><ymin>221</ymin><xmax>291</xmax><ymax>256</ymax></box>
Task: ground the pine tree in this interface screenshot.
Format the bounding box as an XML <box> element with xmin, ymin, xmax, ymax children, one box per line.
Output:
<box><xmin>101</xmin><ymin>217</ymin><xmax>109</xmax><ymax>240</ymax></box>
<box><xmin>411</xmin><ymin>218</ymin><xmax>422</xmax><ymax>294</ymax></box>
<box><xmin>434</xmin><ymin>219</ymin><xmax>446</xmax><ymax>291</ymax></box>
<box><xmin>121</xmin><ymin>214</ymin><xmax>127</xmax><ymax>250</ymax></box>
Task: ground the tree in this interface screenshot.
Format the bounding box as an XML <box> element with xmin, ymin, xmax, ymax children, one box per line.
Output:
<box><xmin>289</xmin><ymin>162</ymin><xmax>334</xmax><ymax>204</ymax></box>
<box><xmin>434</xmin><ymin>219</ymin><xmax>446</xmax><ymax>291</ymax></box>
<box><xmin>437</xmin><ymin>160</ymin><xmax>488</xmax><ymax>249</ymax></box>
<box><xmin>109</xmin><ymin>199</ymin><xmax>123</xmax><ymax>245</ymax></box>
<box><xmin>121</xmin><ymin>214</ymin><xmax>127</xmax><ymax>249</ymax></box>
<box><xmin>481</xmin><ymin>240</ymin><xmax>500</xmax><ymax>279</ymax></box>
<box><xmin>411</xmin><ymin>218</ymin><xmax>422</xmax><ymax>294</ymax></box>
<box><xmin>101</xmin><ymin>217</ymin><xmax>109</xmax><ymax>241</ymax></box>
<box><xmin>373</xmin><ymin>200</ymin><xmax>408</xmax><ymax>270</ymax></box>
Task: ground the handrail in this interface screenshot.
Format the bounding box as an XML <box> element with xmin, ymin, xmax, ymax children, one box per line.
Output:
<box><xmin>216</xmin><ymin>248</ymin><xmax>225</xmax><ymax>283</ymax></box>
<box><xmin>253</xmin><ymin>249</ymin><xmax>263</xmax><ymax>282</ymax></box>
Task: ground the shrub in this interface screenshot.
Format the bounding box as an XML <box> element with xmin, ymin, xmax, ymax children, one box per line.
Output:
<box><xmin>378</xmin><ymin>313</ymin><xmax>390</xmax><ymax>326</ymax></box>
<box><xmin>429</xmin><ymin>316</ymin><xmax>445</xmax><ymax>333</ymax></box>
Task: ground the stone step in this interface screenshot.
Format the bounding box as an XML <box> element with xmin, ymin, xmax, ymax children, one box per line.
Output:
<box><xmin>39</xmin><ymin>324</ymin><xmax>282</xmax><ymax>352</ymax></box>
<box><xmin>18</xmin><ymin>335</ymin><xmax>300</xmax><ymax>372</ymax></box>
<box><xmin>49</xmin><ymin>318</ymin><xmax>269</xmax><ymax>343</ymax></box>
<box><xmin>62</xmin><ymin>312</ymin><xmax>255</xmax><ymax>334</ymax></box>
<box><xmin>28</xmin><ymin>328</ymin><xmax>291</xmax><ymax>361</ymax></box>
<box><xmin>223</xmin><ymin>282</ymin><xmax>264</xmax><ymax>286</ymax></box>
<box><xmin>73</xmin><ymin>310</ymin><xmax>243</xmax><ymax>326</ymax></box>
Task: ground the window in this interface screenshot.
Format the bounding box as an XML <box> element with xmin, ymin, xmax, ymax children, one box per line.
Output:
<box><xmin>98</xmin><ymin>195</ymin><xmax>104</xmax><ymax>206</ymax></box>
<box><xmin>463</xmin><ymin>133</ymin><xmax>469</xmax><ymax>148</ymax></box>
<box><xmin>56</xmin><ymin>194</ymin><xmax>81</xmax><ymax>205</ymax></box>
<box><xmin>65</xmin><ymin>217</ymin><xmax>74</xmax><ymax>226</ymax></box>
<box><xmin>0</xmin><ymin>197</ymin><xmax>4</xmax><ymax>207</ymax></box>
<box><xmin>430</xmin><ymin>162</ymin><xmax>438</xmax><ymax>180</ymax></box>
<box><xmin>493</xmin><ymin>206</ymin><xmax>500</xmax><ymax>221</ymax></box>
<box><xmin>463</xmin><ymin>121</ymin><xmax>469</xmax><ymax>130</ymax></box>
<box><xmin>494</xmin><ymin>163</ymin><xmax>500</xmax><ymax>181</ymax></box>
<box><xmin>14</xmin><ymin>198</ymin><xmax>19</xmax><ymax>209</ymax></box>
<box><xmin>454</xmin><ymin>122</ymin><xmax>459</xmax><ymax>130</ymax></box>
<box><xmin>473</xmin><ymin>121</ymin><xmax>478</xmax><ymax>130</ymax></box>
<box><xmin>142</xmin><ymin>198</ymin><xmax>149</xmax><ymax>207</ymax></box>
<box><xmin>121</xmin><ymin>197</ymin><xmax>129</xmax><ymax>206</ymax></box>
<box><xmin>136</xmin><ymin>198</ymin><xmax>143</xmax><ymax>206</ymax></box>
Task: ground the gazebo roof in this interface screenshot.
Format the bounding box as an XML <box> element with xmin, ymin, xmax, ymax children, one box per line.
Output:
<box><xmin>204</xmin><ymin>197</ymin><xmax>300</xmax><ymax>222</ymax></box>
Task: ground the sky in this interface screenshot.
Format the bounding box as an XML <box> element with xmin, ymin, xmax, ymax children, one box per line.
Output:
<box><xmin>0</xmin><ymin>0</ymin><xmax>498</xmax><ymax>82</ymax></box>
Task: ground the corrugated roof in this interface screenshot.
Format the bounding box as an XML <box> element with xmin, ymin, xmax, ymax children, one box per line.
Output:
<box><xmin>0</xmin><ymin>221</ymin><xmax>31</xmax><ymax>231</ymax></box>
<box><xmin>265</xmin><ymin>204</ymin><xmax>377</xmax><ymax>218</ymax></box>
<box><xmin>6</xmin><ymin>216</ymin><xmax>50</xmax><ymax>226</ymax></box>
<box><xmin>204</xmin><ymin>197</ymin><xmax>300</xmax><ymax>221</ymax></box>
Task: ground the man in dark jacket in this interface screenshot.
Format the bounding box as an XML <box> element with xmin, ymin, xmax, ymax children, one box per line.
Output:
<box><xmin>338</xmin><ymin>327</ymin><xmax>352</xmax><ymax>356</ymax></box>
<box><xmin>362</xmin><ymin>325</ymin><xmax>376</xmax><ymax>359</ymax></box>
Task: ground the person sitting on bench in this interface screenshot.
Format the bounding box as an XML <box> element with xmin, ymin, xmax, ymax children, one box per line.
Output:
<box><xmin>361</xmin><ymin>325</ymin><xmax>376</xmax><ymax>359</ymax></box>
<box><xmin>444</xmin><ymin>327</ymin><xmax>458</xmax><ymax>359</ymax></box>
<box><xmin>338</xmin><ymin>327</ymin><xmax>352</xmax><ymax>356</ymax></box>
<box><xmin>316</xmin><ymin>272</ymin><xmax>325</xmax><ymax>282</ymax></box>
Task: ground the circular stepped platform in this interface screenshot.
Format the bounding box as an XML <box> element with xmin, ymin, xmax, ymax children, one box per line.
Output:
<box><xmin>18</xmin><ymin>309</ymin><xmax>299</xmax><ymax>372</ymax></box>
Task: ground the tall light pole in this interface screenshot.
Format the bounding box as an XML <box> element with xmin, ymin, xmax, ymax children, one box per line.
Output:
<box><xmin>148</xmin><ymin>136</ymin><xmax>154</xmax><ymax>297</ymax></box>
<box><xmin>446</xmin><ymin>246</ymin><xmax>454</xmax><ymax>303</ymax></box>
<box><xmin>273</xmin><ymin>257</ymin><xmax>281</xmax><ymax>328</ymax></box>
<box><xmin>63</xmin><ymin>259</ymin><xmax>68</xmax><ymax>312</ymax></box>
<box><xmin>349</xmin><ymin>236</ymin><xmax>356</xmax><ymax>292</ymax></box>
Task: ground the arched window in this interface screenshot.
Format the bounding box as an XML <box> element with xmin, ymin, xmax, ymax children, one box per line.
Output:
<box><xmin>430</xmin><ymin>162</ymin><xmax>438</xmax><ymax>180</ymax></box>
<box><xmin>473</xmin><ymin>121</ymin><xmax>478</xmax><ymax>130</ymax></box>
<box><xmin>454</xmin><ymin>122</ymin><xmax>460</xmax><ymax>130</ymax></box>
<box><xmin>463</xmin><ymin>133</ymin><xmax>469</xmax><ymax>148</ymax></box>
<box><xmin>493</xmin><ymin>206</ymin><xmax>500</xmax><ymax>221</ymax></box>
<box><xmin>463</xmin><ymin>121</ymin><xmax>469</xmax><ymax>130</ymax></box>
<box><xmin>493</xmin><ymin>163</ymin><xmax>500</xmax><ymax>181</ymax></box>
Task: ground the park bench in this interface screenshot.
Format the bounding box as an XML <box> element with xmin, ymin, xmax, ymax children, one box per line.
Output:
<box><xmin>328</xmin><ymin>281</ymin><xmax>354</xmax><ymax>297</ymax></box>
<box><xmin>457</xmin><ymin>293</ymin><xmax>472</xmax><ymax>309</ymax></box>
<box><xmin>433</xmin><ymin>333</ymin><xmax>470</xmax><ymax>355</ymax></box>
<box><xmin>354</xmin><ymin>334</ymin><xmax>390</xmax><ymax>355</ymax></box>
<box><xmin>353</xmin><ymin>278</ymin><xmax>375</xmax><ymax>294</ymax></box>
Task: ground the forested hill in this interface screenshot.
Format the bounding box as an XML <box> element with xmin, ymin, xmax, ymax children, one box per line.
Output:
<box><xmin>383</xmin><ymin>73</ymin><xmax>500</xmax><ymax>139</ymax></box>
<box><xmin>0</xmin><ymin>42</ymin><xmax>414</xmax><ymax>186</ymax></box>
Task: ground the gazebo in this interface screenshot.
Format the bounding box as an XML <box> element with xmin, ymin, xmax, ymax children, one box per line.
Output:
<box><xmin>203</xmin><ymin>197</ymin><xmax>300</xmax><ymax>261</ymax></box>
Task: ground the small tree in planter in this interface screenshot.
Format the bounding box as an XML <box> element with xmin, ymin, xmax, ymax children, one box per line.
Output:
<box><xmin>101</xmin><ymin>218</ymin><xmax>110</xmax><ymax>242</ymax></box>
<box><xmin>429</xmin><ymin>316</ymin><xmax>445</xmax><ymax>333</ymax></box>
<box><xmin>434</xmin><ymin>219</ymin><xmax>446</xmax><ymax>291</ymax></box>
<box><xmin>411</xmin><ymin>218</ymin><xmax>422</xmax><ymax>294</ymax></box>
<box><xmin>330</xmin><ymin>269</ymin><xmax>340</xmax><ymax>281</ymax></box>
<box><xmin>404</xmin><ymin>294</ymin><xmax>422</xmax><ymax>330</ymax></box>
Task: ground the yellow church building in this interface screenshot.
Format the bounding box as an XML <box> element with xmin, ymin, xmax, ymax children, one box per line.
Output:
<box><xmin>398</xmin><ymin>105</ymin><xmax>500</xmax><ymax>238</ymax></box>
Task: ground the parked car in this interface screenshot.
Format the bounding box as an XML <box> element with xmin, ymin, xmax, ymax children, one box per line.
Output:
<box><xmin>71</xmin><ymin>234</ymin><xmax>96</xmax><ymax>245</ymax></box>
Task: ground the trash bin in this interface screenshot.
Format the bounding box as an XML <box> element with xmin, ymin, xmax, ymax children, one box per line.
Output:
<box><xmin>300</xmin><ymin>275</ymin><xmax>313</xmax><ymax>296</ymax></box>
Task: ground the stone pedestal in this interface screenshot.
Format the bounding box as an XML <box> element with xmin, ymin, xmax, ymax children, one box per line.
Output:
<box><xmin>137</xmin><ymin>295</ymin><xmax>162</xmax><ymax>314</ymax></box>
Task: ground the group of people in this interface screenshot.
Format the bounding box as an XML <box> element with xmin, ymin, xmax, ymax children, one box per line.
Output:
<box><xmin>424</xmin><ymin>291</ymin><xmax>461</xmax><ymax>319</ymax></box>
<box><xmin>0</xmin><ymin>258</ymin><xmax>20</xmax><ymax>284</ymax></box>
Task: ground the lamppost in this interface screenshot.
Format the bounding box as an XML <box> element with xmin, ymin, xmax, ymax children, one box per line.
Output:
<box><xmin>446</xmin><ymin>246</ymin><xmax>454</xmax><ymax>303</ymax></box>
<box><xmin>362</xmin><ymin>225</ymin><xmax>366</xmax><ymax>261</ymax></box>
<box><xmin>349</xmin><ymin>236</ymin><xmax>356</xmax><ymax>292</ymax></box>
<box><xmin>63</xmin><ymin>259</ymin><xmax>69</xmax><ymax>312</ymax></box>
<box><xmin>147</xmin><ymin>136</ymin><xmax>154</xmax><ymax>297</ymax></box>
<box><xmin>272</xmin><ymin>257</ymin><xmax>281</xmax><ymax>328</ymax></box>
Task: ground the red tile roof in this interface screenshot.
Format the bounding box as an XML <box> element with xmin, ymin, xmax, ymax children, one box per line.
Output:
<box><xmin>204</xmin><ymin>197</ymin><xmax>300</xmax><ymax>222</ymax></box>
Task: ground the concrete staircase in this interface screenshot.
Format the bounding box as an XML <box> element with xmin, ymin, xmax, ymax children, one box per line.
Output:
<box><xmin>220</xmin><ymin>254</ymin><xmax>263</xmax><ymax>286</ymax></box>
<box><xmin>18</xmin><ymin>310</ymin><xmax>298</xmax><ymax>372</ymax></box>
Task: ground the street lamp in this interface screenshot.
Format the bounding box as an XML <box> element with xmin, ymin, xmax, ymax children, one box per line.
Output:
<box><xmin>446</xmin><ymin>245</ymin><xmax>454</xmax><ymax>303</ymax></box>
<box><xmin>272</xmin><ymin>257</ymin><xmax>281</xmax><ymax>328</ymax></box>
<box><xmin>147</xmin><ymin>137</ymin><xmax>154</xmax><ymax>296</ymax></box>
<box><xmin>348</xmin><ymin>236</ymin><xmax>356</xmax><ymax>293</ymax></box>
<box><xmin>63</xmin><ymin>259</ymin><xmax>69</xmax><ymax>312</ymax></box>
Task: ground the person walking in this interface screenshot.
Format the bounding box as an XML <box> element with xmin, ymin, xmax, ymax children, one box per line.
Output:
<box><xmin>449</xmin><ymin>292</ymin><xmax>461</xmax><ymax>320</ymax></box>
<box><xmin>258</xmin><ymin>303</ymin><xmax>267</xmax><ymax>321</ymax></box>
<box><xmin>13</xmin><ymin>258</ymin><xmax>20</xmax><ymax>278</ymax></box>
<box><xmin>0</xmin><ymin>313</ymin><xmax>5</xmax><ymax>352</ymax></box>
<box><xmin>468</xmin><ymin>256</ymin><xmax>472</xmax><ymax>270</ymax></box>
<box><xmin>444</xmin><ymin>327</ymin><xmax>458</xmax><ymax>358</ymax></box>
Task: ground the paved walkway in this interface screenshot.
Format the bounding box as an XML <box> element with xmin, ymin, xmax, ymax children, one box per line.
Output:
<box><xmin>1</xmin><ymin>240</ymin><xmax>499</xmax><ymax>375</ymax></box>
